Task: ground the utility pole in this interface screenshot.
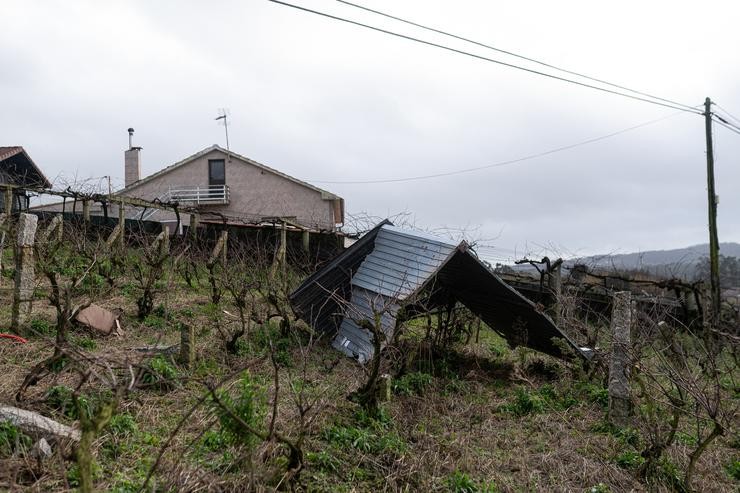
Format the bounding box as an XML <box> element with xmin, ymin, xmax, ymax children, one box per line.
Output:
<box><xmin>704</xmin><ymin>97</ymin><xmax>721</xmax><ymax>321</ymax></box>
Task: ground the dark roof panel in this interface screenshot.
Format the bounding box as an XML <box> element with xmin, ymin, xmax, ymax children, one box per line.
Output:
<box><xmin>0</xmin><ymin>146</ymin><xmax>51</xmax><ymax>188</ymax></box>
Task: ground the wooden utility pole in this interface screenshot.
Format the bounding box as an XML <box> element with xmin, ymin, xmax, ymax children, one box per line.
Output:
<box><xmin>704</xmin><ymin>97</ymin><xmax>721</xmax><ymax>321</ymax></box>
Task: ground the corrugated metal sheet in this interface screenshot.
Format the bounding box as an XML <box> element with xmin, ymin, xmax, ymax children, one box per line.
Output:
<box><xmin>289</xmin><ymin>220</ymin><xmax>390</xmax><ymax>335</ymax></box>
<box><xmin>351</xmin><ymin>226</ymin><xmax>456</xmax><ymax>298</ymax></box>
<box><xmin>333</xmin><ymin>287</ymin><xmax>400</xmax><ymax>363</ymax></box>
<box><xmin>331</xmin><ymin>226</ymin><xmax>456</xmax><ymax>361</ymax></box>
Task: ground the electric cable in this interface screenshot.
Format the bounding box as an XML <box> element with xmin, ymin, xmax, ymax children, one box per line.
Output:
<box><xmin>334</xmin><ymin>0</ymin><xmax>697</xmax><ymax>112</ymax></box>
<box><xmin>309</xmin><ymin>110</ymin><xmax>689</xmax><ymax>184</ymax></box>
<box><xmin>714</xmin><ymin>103</ymin><xmax>740</xmax><ymax>126</ymax></box>
<box><xmin>268</xmin><ymin>0</ymin><xmax>702</xmax><ymax>115</ymax></box>
<box><xmin>712</xmin><ymin>116</ymin><xmax>740</xmax><ymax>136</ymax></box>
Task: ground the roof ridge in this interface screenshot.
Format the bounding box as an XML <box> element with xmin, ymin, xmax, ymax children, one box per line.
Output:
<box><xmin>120</xmin><ymin>144</ymin><xmax>340</xmax><ymax>199</ymax></box>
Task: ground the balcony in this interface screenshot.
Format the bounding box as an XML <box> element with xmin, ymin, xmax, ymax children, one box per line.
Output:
<box><xmin>167</xmin><ymin>184</ymin><xmax>230</xmax><ymax>205</ymax></box>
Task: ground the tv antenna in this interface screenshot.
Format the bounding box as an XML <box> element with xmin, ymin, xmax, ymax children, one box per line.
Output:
<box><xmin>214</xmin><ymin>108</ymin><xmax>231</xmax><ymax>161</ymax></box>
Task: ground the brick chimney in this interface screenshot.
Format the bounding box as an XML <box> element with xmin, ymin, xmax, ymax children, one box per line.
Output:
<box><xmin>124</xmin><ymin>127</ymin><xmax>141</xmax><ymax>187</ymax></box>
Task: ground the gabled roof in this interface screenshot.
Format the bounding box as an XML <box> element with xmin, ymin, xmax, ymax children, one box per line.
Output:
<box><xmin>122</xmin><ymin>144</ymin><xmax>340</xmax><ymax>199</ymax></box>
<box><xmin>0</xmin><ymin>146</ymin><xmax>52</xmax><ymax>188</ymax></box>
<box><xmin>291</xmin><ymin>221</ymin><xmax>590</xmax><ymax>363</ymax></box>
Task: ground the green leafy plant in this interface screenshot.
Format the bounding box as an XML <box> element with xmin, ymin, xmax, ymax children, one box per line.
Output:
<box><xmin>108</xmin><ymin>412</ymin><xmax>137</xmax><ymax>436</ymax></box>
<box><xmin>140</xmin><ymin>356</ymin><xmax>179</xmax><ymax>390</ymax></box>
<box><xmin>393</xmin><ymin>372</ymin><xmax>433</xmax><ymax>396</ymax></box>
<box><xmin>72</xmin><ymin>334</ymin><xmax>97</xmax><ymax>350</ymax></box>
<box><xmin>46</xmin><ymin>385</ymin><xmax>91</xmax><ymax>420</ymax></box>
<box><xmin>323</xmin><ymin>424</ymin><xmax>407</xmax><ymax>455</ymax></box>
<box><xmin>29</xmin><ymin>318</ymin><xmax>53</xmax><ymax>335</ymax></box>
<box><xmin>0</xmin><ymin>421</ymin><xmax>32</xmax><ymax>456</ymax></box>
<box><xmin>210</xmin><ymin>371</ymin><xmax>266</xmax><ymax>449</ymax></box>
<box><xmin>726</xmin><ymin>459</ymin><xmax>740</xmax><ymax>481</ymax></box>
<box><xmin>142</xmin><ymin>314</ymin><xmax>165</xmax><ymax>330</ymax></box>
<box><xmin>306</xmin><ymin>450</ymin><xmax>340</xmax><ymax>473</ymax></box>
<box><xmin>500</xmin><ymin>387</ymin><xmax>546</xmax><ymax>416</ymax></box>
<box><xmin>445</xmin><ymin>470</ymin><xmax>498</xmax><ymax>492</ymax></box>
<box><xmin>615</xmin><ymin>450</ymin><xmax>645</xmax><ymax>469</ymax></box>
<box><xmin>67</xmin><ymin>462</ymin><xmax>102</xmax><ymax>487</ymax></box>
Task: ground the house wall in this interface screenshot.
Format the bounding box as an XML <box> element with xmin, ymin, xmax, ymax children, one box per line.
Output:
<box><xmin>121</xmin><ymin>149</ymin><xmax>337</xmax><ymax>230</ymax></box>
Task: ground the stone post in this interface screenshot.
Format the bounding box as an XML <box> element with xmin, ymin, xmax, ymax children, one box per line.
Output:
<box><xmin>189</xmin><ymin>213</ymin><xmax>199</xmax><ymax>240</ymax></box>
<box><xmin>161</xmin><ymin>226</ymin><xmax>170</xmax><ymax>256</ymax></box>
<box><xmin>4</xmin><ymin>186</ymin><xmax>13</xmax><ymax>213</ymax></box>
<box><xmin>12</xmin><ymin>213</ymin><xmax>38</xmax><ymax>332</ymax></box>
<box><xmin>302</xmin><ymin>229</ymin><xmax>310</xmax><ymax>252</ymax></box>
<box><xmin>82</xmin><ymin>200</ymin><xmax>90</xmax><ymax>223</ymax></box>
<box><xmin>118</xmin><ymin>204</ymin><xmax>125</xmax><ymax>248</ymax></box>
<box><xmin>547</xmin><ymin>262</ymin><xmax>562</xmax><ymax>323</ymax></box>
<box><xmin>608</xmin><ymin>291</ymin><xmax>632</xmax><ymax>427</ymax></box>
<box><xmin>179</xmin><ymin>323</ymin><xmax>195</xmax><ymax>369</ymax></box>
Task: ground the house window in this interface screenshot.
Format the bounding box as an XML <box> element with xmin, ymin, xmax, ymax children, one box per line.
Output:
<box><xmin>208</xmin><ymin>159</ymin><xmax>225</xmax><ymax>188</ymax></box>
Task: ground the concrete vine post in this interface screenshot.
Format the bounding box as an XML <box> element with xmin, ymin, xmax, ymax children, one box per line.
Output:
<box><xmin>11</xmin><ymin>213</ymin><xmax>38</xmax><ymax>332</ymax></box>
<box><xmin>608</xmin><ymin>291</ymin><xmax>633</xmax><ymax>427</ymax></box>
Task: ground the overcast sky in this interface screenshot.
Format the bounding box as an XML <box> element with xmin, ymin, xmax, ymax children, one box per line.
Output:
<box><xmin>2</xmin><ymin>0</ymin><xmax>738</xmax><ymax>262</ymax></box>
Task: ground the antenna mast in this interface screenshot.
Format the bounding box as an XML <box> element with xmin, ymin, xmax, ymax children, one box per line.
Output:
<box><xmin>215</xmin><ymin>109</ymin><xmax>231</xmax><ymax>162</ymax></box>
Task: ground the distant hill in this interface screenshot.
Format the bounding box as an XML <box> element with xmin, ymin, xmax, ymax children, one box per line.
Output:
<box><xmin>511</xmin><ymin>243</ymin><xmax>740</xmax><ymax>282</ymax></box>
<box><xmin>574</xmin><ymin>242</ymin><xmax>740</xmax><ymax>273</ymax></box>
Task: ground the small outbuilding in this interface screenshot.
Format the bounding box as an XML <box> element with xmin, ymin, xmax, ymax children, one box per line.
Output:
<box><xmin>290</xmin><ymin>221</ymin><xmax>589</xmax><ymax>363</ymax></box>
<box><xmin>0</xmin><ymin>146</ymin><xmax>52</xmax><ymax>212</ymax></box>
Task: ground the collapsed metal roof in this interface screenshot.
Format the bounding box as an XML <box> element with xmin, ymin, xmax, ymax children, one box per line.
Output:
<box><xmin>290</xmin><ymin>221</ymin><xmax>588</xmax><ymax>363</ymax></box>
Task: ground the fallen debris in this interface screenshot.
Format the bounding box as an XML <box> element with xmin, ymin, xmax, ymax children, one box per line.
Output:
<box><xmin>75</xmin><ymin>304</ymin><xmax>122</xmax><ymax>336</ymax></box>
<box><xmin>0</xmin><ymin>405</ymin><xmax>81</xmax><ymax>442</ymax></box>
<box><xmin>30</xmin><ymin>437</ymin><xmax>53</xmax><ymax>460</ymax></box>
<box><xmin>132</xmin><ymin>344</ymin><xmax>179</xmax><ymax>355</ymax></box>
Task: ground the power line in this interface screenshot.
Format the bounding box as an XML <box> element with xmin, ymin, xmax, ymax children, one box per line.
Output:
<box><xmin>712</xmin><ymin>115</ymin><xmax>740</xmax><ymax>136</ymax></box>
<box><xmin>309</xmin><ymin>110</ymin><xmax>689</xmax><ymax>184</ymax></box>
<box><xmin>714</xmin><ymin>103</ymin><xmax>740</xmax><ymax>126</ymax></box>
<box><xmin>712</xmin><ymin>112</ymin><xmax>740</xmax><ymax>132</ymax></box>
<box><xmin>268</xmin><ymin>0</ymin><xmax>702</xmax><ymax>115</ymax></box>
<box><xmin>335</xmin><ymin>0</ymin><xmax>697</xmax><ymax>112</ymax></box>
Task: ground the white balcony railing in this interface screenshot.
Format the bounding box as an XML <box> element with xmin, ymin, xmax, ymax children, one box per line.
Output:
<box><xmin>167</xmin><ymin>184</ymin><xmax>230</xmax><ymax>205</ymax></box>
